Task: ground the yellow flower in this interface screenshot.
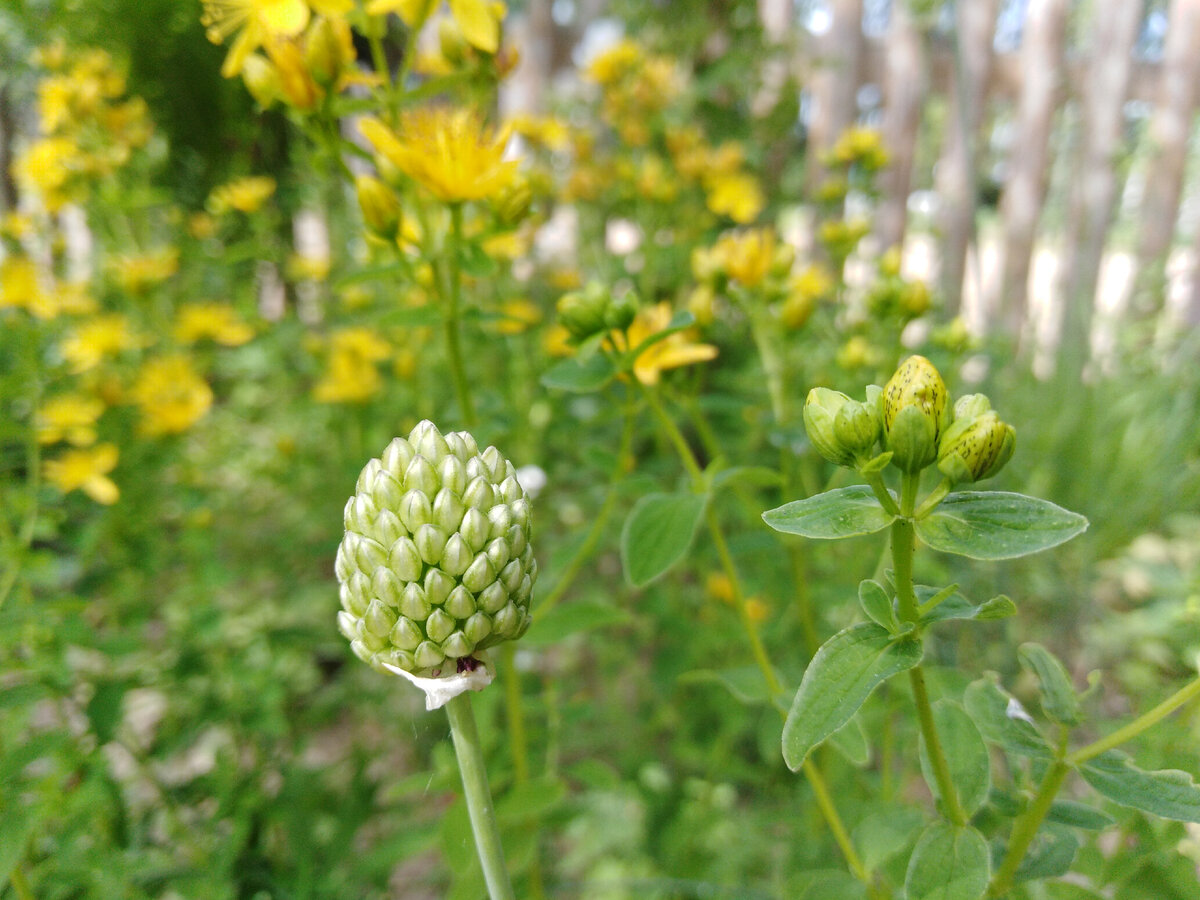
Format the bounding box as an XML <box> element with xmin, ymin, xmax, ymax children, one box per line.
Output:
<box><xmin>585</xmin><ymin>39</ymin><xmax>641</xmax><ymax>85</ymax></box>
<box><xmin>265</xmin><ymin>36</ymin><xmax>322</xmax><ymax>110</ymax></box>
<box><xmin>202</xmin><ymin>0</ymin><xmax>311</xmax><ymax>77</ymax></box>
<box><xmin>1</xmin><ymin>257</ymin><xmax>57</xmax><ymax>319</ymax></box>
<box><xmin>109</xmin><ymin>248</ymin><xmax>179</xmax><ymax>294</ymax></box>
<box><xmin>131</xmin><ymin>355</ymin><xmax>214</xmax><ymax>436</ymax></box>
<box><xmin>37</xmin><ymin>393</ymin><xmax>106</xmax><ymax>446</ymax></box>
<box><xmin>745</xmin><ymin>597</ymin><xmax>770</xmax><ymax>624</ymax></box>
<box><xmin>12</xmin><ymin>137</ymin><xmax>79</xmax><ymax>210</ymax></box>
<box><xmin>366</xmin><ymin>0</ymin><xmax>503</xmax><ymax>54</ymax></box>
<box><xmin>830</xmin><ymin>126</ymin><xmax>889</xmax><ymax>171</ymax></box>
<box><xmin>174</xmin><ymin>303</ymin><xmax>255</xmax><ymax>346</ymax></box>
<box><xmin>509</xmin><ymin>113</ymin><xmax>569</xmax><ymax>151</ymax></box>
<box><xmin>208</xmin><ymin>175</ymin><xmax>277</xmax><ymax>214</ymax></box>
<box><xmin>59</xmin><ymin>314</ymin><xmax>142</xmax><ymax>373</ymax></box>
<box><xmin>312</xmin><ymin>327</ymin><xmax>392</xmax><ymax>403</ymax></box>
<box><xmin>44</xmin><ymin>443</ymin><xmax>119</xmax><ymax>504</ymax></box>
<box><xmin>705</xmin><ymin>572</ymin><xmax>735</xmax><ymax>604</ymax></box>
<box><xmin>712</xmin><ymin>228</ymin><xmax>786</xmax><ymax>289</ymax></box>
<box><xmin>287</xmin><ymin>253</ymin><xmax>330</xmax><ymax>282</ymax></box>
<box><xmin>359</xmin><ymin>107</ymin><xmax>517</xmax><ymax>203</ymax></box>
<box><xmin>55</xmin><ymin>282</ymin><xmax>99</xmax><ymax>316</ymax></box>
<box><xmin>488</xmin><ymin>298</ymin><xmax>541</xmax><ymax>335</ymax></box>
<box><xmin>704</xmin><ymin>171</ymin><xmax>764</xmax><ymax>224</ymax></box>
<box><xmin>619</xmin><ymin>302</ymin><xmax>718</xmax><ymax>386</ymax></box>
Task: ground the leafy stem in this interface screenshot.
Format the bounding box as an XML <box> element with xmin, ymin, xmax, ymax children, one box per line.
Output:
<box><xmin>1066</xmin><ymin>674</ymin><xmax>1200</xmax><ymax>766</ymax></box>
<box><xmin>893</xmin><ymin>475</ymin><xmax>968</xmax><ymax>826</ymax></box>
<box><xmin>987</xmin><ymin>760</ymin><xmax>1070</xmax><ymax>898</ymax></box>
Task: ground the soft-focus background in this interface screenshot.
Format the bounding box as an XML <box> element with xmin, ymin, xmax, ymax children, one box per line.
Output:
<box><xmin>2</xmin><ymin>1</ymin><xmax>1199</xmax><ymax>898</ymax></box>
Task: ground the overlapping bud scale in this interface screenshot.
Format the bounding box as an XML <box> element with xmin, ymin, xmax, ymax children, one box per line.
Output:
<box><xmin>336</xmin><ymin>421</ymin><xmax>536</xmax><ymax>675</ymax></box>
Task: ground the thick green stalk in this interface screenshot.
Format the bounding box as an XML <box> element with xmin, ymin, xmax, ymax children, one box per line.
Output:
<box><xmin>893</xmin><ymin>477</ymin><xmax>968</xmax><ymax>826</ymax></box>
<box><xmin>444</xmin><ymin>203</ymin><xmax>477</xmax><ymax>428</ymax></box>
<box><xmin>987</xmin><ymin>760</ymin><xmax>1070</xmax><ymax>898</ymax></box>
<box><xmin>445</xmin><ymin>693</ymin><xmax>515</xmax><ymax>900</ymax></box>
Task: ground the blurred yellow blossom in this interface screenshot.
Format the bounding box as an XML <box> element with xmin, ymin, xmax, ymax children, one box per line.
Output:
<box><xmin>110</xmin><ymin>248</ymin><xmax>179</xmax><ymax>294</ymax></box>
<box><xmin>55</xmin><ymin>282</ymin><xmax>99</xmax><ymax>316</ymax></box>
<box><xmin>509</xmin><ymin>113</ymin><xmax>570</xmax><ymax>151</ymax></box>
<box><xmin>830</xmin><ymin>126</ymin><xmax>889</xmax><ymax>172</ymax></box>
<box><xmin>706</xmin><ymin>572</ymin><xmax>735</xmax><ymax>604</ymax></box>
<box><xmin>366</xmin><ymin>0</ymin><xmax>503</xmax><ymax>54</ymax></box>
<box><xmin>59</xmin><ymin>314</ymin><xmax>142</xmax><ymax>372</ymax></box>
<box><xmin>585</xmin><ymin>40</ymin><xmax>641</xmax><ymax>85</ymax></box>
<box><xmin>174</xmin><ymin>303</ymin><xmax>256</xmax><ymax>346</ymax></box>
<box><xmin>704</xmin><ymin>171</ymin><xmax>764</xmax><ymax>224</ymax></box>
<box><xmin>313</xmin><ymin>328</ymin><xmax>391</xmax><ymax>403</ymax></box>
<box><xmin>287</xmin><ymin>252</ymin><xmax>330</xmax><ymax>281</ymax></box>
<box><xmin>202</xmin><ymin>0</ymin><xmax>352</xmax><ymax>77</ymax></box>
<box><xmin>37</xmin><ymin>393</ymin><xmax>106</xmax><ymax>446</ymax></box>
<box><xmin>131</xmin><ymin>355</ymin><xmax>214</xmax><ymax>436</ymax></box>
<box><xmin>12</xmin><ymin>137</ymin><xmax>78</xmax><ymax>210</ymax></box>
<box><xmin>745</xmin><ymin>597</ymin><xmax>770</xmax><ymax>624</ymax></box>
<box><xmin>44</xmin><ymin>443</ymin><xmax>120</xmax><ymax>504</ymax></box>
<box><xmin>619</xmin><ymin>302</ymin><xmax>718</xmax><ymax>386</ymax></box>
<box><xmin>489</xmin><ymin>298</ymin><xmax>541</xmax><ymax>335</ymax></box>
<box><xmin>712</xmin><ymin>228</ymin><xmax>788</xmax><ymax>289</ymax></box>
<box><xmin>208</xmin><ymin>175</ymin><xmax>277</xmax><ymax>214</ymax></box>
<box><xmin>359</xmin><ymin>107</ymin><xmax>517</xmax><ymax>203</ymax></box>
<box><xmin>1</xmin><ymin>257</ymin><xmax>57</xmax><ymax>319</ymax></box>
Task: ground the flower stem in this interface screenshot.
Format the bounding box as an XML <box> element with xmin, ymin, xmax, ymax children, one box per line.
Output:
<box><xmin>444</xmin><ymin>692</ymin><xmax>515</xmax><ymax>900</ymax></box>
<box><xmin>893</xmin><ymin>478</ymin><xmax>968</xmax><ymax>826</ymax></box>
<box><xmin>1066</xmin><ymin>674</ymin><xmax>1200</xmax><ymax>766</ymax></box>
<box><xmin>987</xmin><ymin>760</ymin><xmax>1070</xmax><ymax>898</ymax></box>
<box><xmin>444</xmin><ymin>203</ymin><xmax>477</xmax><ymax>428</ymax></box>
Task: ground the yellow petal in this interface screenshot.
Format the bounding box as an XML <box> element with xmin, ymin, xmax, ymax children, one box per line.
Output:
<box><xmin>84</xmin><ymin>475</ymin><xmax>120</xmax><ymax>505</ymax></box>
<box><xmin>261</xmin><ymin>0</ymin><xmax>310</xmax><ymax>35</ymax></box>
<box><xmin>449</xmin><ymin>0</ymin><xmax>499</xmax><ymax>53</ymax></box>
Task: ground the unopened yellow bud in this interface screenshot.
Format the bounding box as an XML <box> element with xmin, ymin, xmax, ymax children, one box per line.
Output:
<box><xmin>240</xmin><ymin>54</ymin><xmax>280</xmax><ymax>108</ymax></box>
<box><xmin>305</xmin><ymin>17</ymin><xmax>352</xmax><ymax>87</ymax></box>
<box><xmin>882</xmin><ymin>355</ymin><xmax>949</xmax><ymax>473</ymax></box>
<box><xmin>938</xmin><ymin>411</ymin><xmax>1015</xmax><ymax>483</ymax></box>
<box><xmin>356</xmin><ymin>175</ymin><xmax>402</xmax><ymax>239</ymax></box>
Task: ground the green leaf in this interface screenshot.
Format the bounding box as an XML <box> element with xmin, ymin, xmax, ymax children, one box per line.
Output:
<box><xmin>540</xmin><ymin>353</ymin><xmax>616</xmax><ymax>393</ymax></box>
<box><xmin>828</xmin><ymin>714</ymin><xmax>871</xmax><ymax>767</ymax></box>
<box><xmin>1018</xmin><ymin>643</ymin><xmax>1083</xmax><ymax>726</ymax></box>
<box><xmin>1078</xmin><ymin>750</ymin><xmax>1200</xmax><ymax>822</ymax></box>
<box><xmin>763</xmin><ymin>486</ymin><xmax>896</xmax><ymax>540</ymax></box>
<box><xmin>915</xmin><ymin>492</ymin><xmax>1088</xmax><ymax>560</ymax></box>
<box><xmin>0</xmin><ymin>803</ymin><xmax>39</xmax><ymax>895</ymax></box>
<box><xmin>87</xmin><ymin>681</ymin><xmax>127</xmax><ymax>745</ymax></box>
<box><xmin>1046</xmin><ymin>799</ymin><xmax>1115</xmax><ymax>830</ymax></box>
<box><xmin>919</xmin><ymin>700</ymin><xmax>991</xmax><ymax>817</ymax></box>
<box><xmin>1014</xmin><ymin>823</ymin><xmax>1079</xmax><ymax>883</ymax></box>
<box><xmin>496</xmin><ymin>776</ymin><xmax>566</xmax><ymax>825</ymax></box>
<box><xmin>799</xmin><ymin>871</ymin><xmax>868</xmax><ymax>900</ymax></box>
<box><xmin>522</xmin><ymin>600</ymin><xmax>631</xmax><ymax>646</ymax></box>
<box><xmin>620</xmin><ymin>491</ymin><xmax>707</xmax><ymax>587</ymax></box>
<box><xmin>904</xmin><ymin>822</ymin><xmax>990</xmax><ymax>900</ymax></box>
<box><xmin>921</xmin><ymin>588</ymin><xmax>1017</xmax><ymax>624</ymax></box>
<box><xmin>457</xmin><ymin>241</ymin><xmax>499</xmax><ymax>278</ymax></box>
<box><xmin>852</xmin><ymin>807</ymin><xmax>926</xmax><ymax>873</ymax></box>
<box><xmin>962</xmin><ymin>676</ymin><xmax>1054</xmax><ymax>760</ymax></box>
<box><xmin>858</xmin><ymin>579</ymin><xmax>898</xmax><ymax>633</ymax></box>
<box><xmin>782</xmin><ymin>624</ymin><xmax>923</xmax><ymax>771</ymax></box>
<box><xmin>679</xmin><ymin>665</ymin><xmax>779</xmax><ymax>707</ymax></box>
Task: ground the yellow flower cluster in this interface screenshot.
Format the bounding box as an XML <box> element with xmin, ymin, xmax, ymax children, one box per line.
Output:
<box><xmin>131</xmin><ymin>355</ymin><xmax>215</xmax><ymax>437</ymax></box>
<box><xmin>13</xmin><ymin>46</ymin><xmax>152</xmax><ymax>211</ymax></box>
<box><xmin>208</xmin><ymin>176</ymin><xmax>277</xmax><ymax>215</ymax></box>
<box><xmin>174</xmin><ymin>304</ymin><xmax>256</xmax><ymax>346</ymax></box>
<box><xmin>312</xmin><ymin>328</ymin><xmax>393</xmax><ymax>403</ymax></box>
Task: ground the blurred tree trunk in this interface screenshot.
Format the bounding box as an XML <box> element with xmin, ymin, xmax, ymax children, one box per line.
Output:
<box><xmin>875</xmin><ymin>2</ymin><xmax>926</xmax><ymax>252</ymax></box>
<box><xmin>1135</xmin><ymin>0</ymin><xmax>1200</xmax><ymax>317</ymax></box>
<box><xmin>1055</xmin><ymin>0</ymin><xmax>1141</xmax><ymax>378</ymax></box>
<box><xmin>935</xmin><ymin>0</ymin><xmax>999</xmax><ymax>315</ymax></box>
<box><xmin>805</xmin><ymin>0</ymin><xmax>864</xmax><ymax>193</ymax></box>
<box><xmin>995</xmin><ymin>0</ymin><xmax>1069</xmax><ymax>340</ymax></box>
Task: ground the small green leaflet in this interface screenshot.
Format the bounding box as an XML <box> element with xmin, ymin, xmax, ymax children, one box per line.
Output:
<box><xmin>1078</xmin><ymin>750</ymin><xmax>1200</xmax><ymax>822</ymax></box>
<box><xmin>620</xmin><ymin>491</ymin><xmax>707</xmax><ymax>587</ymax></box>
<box><xmin>904</xmin><ymin>822</ymin><xmax>990</xmax><ymax>900</ymax></box>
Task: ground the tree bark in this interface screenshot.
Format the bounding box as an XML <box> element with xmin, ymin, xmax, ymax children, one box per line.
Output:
<box><xmin>1136</xmin><ymin>0</ymin><xmax>1200</xmax><ymax>316</ymax></box>
<box><xmin>934</xmin><ymin>0</ymin><xmax>999</xmax><ymax>315</ymax></box>
<box><xmin>804</xmin><ymin>0</ymin><xmax>864</xmax><ymax>193</ymax></box>
<box><xmin>875</xmin><ymin>2</ymin><xmax>926</xmax><ymax>252</ymax></box>
<box><xmin>995</xmin><ymin>0</ymin><xmax>1069</xmax><ymax>339</ymax></box>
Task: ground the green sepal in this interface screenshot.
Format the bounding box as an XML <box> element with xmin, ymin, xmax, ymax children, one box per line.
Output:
<box><xmin>858</xmin><ymin>579</ymin><xmax>899</xmax><ymax>633</ymax></box>
<box><xmin>857</xmin><ymin>451</ymin><xmax>894</xmax><ymax>475</ymax></box>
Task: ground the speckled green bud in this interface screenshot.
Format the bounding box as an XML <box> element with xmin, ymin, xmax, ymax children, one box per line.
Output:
<box><xmin>882</xmin><ymin>355</ymin><xmax>950</xmax><ymax>473</ymax></box>
<box><xmin>937</xmin><ymin>410</ymin><xmax>1016</xmax><ymax>484</ymax></box>
<box><xmin>335</xmin><ymin>421</ymin><xmax>537</xmax><ymax>676</ymax></box>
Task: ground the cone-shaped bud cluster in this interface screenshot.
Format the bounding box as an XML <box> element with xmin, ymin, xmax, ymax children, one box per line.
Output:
<box><xmin>882</xmin><ymin>355</ymin><xmax>950</xmax><ymax>473</ymax></box>
<box><xmin>335</xmin><ymin>421</ymin><xmax>536</xmax><ymax>676</ymax></box>
<box><xmin>804</xmin><ymin>387</ymin><xmax>882</xmax><ymax>468</ymax></box>
<box><xmin>937</xmin><ymin>394</ymin><xmax>1016</xmax><ymax>484</ymax></box>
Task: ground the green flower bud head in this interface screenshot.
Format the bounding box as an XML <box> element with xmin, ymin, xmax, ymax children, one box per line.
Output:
<box><xmin>882</xmin><ymin>355</ymin><xmax>950</xmax><ymax>473</ymax></box>
<box><xmin>804</xmin><ymin>388</ymin><xmax>855</xmax><ymax>467</ymax></box>
<box><xmin>557</xmin><ymin>282</ymin><xmax>610</xmax><ymax>340</ymax></box>
<box><xmin>833</xmin><ymin>398</ymin><xmax>881</xmax><ymax>458</ymax></box>
<box><xmin>604</xmin><ymin>291</ymin><xmax>639</xmax><ymax>331</ymax></box>
<box><xmin>336</xmin><ymin>421</ymin><xmax>536</xmax><ymax>676</ymax></box>
<box><xmin>356</xmin><ymin>175</ymin><xmax>402</xmax><ymax>240</ymax></box>
<box><xmin>953</xmin><ymin>393</ymin><xmax>992</xmax><ymax>421</ymax></box>
<box><xmin>937</xmin><ymin>410</ymin><xmax>1016</xmax><ymax>484</ymax></box>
